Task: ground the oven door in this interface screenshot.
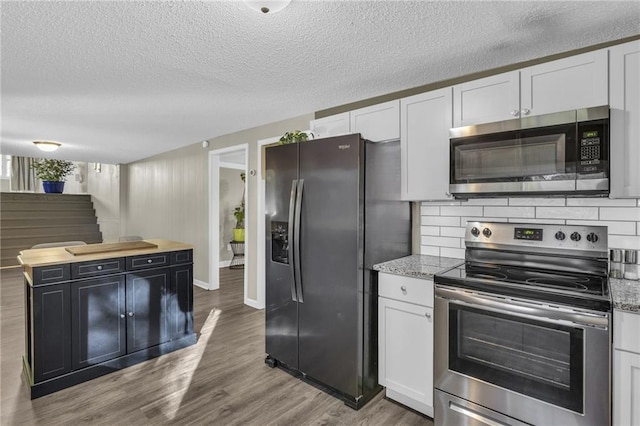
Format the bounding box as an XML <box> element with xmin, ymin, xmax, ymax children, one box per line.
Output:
<box><xmin>434</xmin><ymin>286</ymin><xmax>610</xmax><ymax>426</ymax></box>
<box><xmin>449</xmin><ymin>122</ymin><xmax>577</xmax><ymax>195</ymax></box>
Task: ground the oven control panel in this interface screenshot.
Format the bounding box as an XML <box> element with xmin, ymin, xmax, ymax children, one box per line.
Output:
<box><xmin>466</xmin><ymin>222</ymin><xmax>608</xmax><ymax>256</ymax></box>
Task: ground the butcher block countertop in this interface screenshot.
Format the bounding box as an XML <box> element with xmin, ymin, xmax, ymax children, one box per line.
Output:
<box><xmin>17</xmin><ymin>239</ymin><xmax>192</xmax><ymax>268</ymax></box>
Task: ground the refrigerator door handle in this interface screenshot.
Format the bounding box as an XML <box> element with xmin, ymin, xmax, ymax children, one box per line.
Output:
<box><xmin>294</xmin><ymin>179</ymin><xmax>304</xmax><ymax>303</ymax></box>
<box><xmin>288</xmin><ymin>179</ymin><xmax>298</xmax><ymax>302</ymax></box>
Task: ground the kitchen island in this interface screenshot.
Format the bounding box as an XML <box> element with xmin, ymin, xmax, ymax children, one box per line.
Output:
<box><xmin>17</xmin><ymin>239</ymin><xmax>195</xmax><ymax>399</ymax></box>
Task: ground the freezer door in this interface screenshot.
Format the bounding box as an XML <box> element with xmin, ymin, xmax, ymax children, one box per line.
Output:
<box><xmin>297</xmin><ymin>134</ymin><xmax>363</xmax><ymax>398</ymax></box>
<box><xmin>265</xmin><ymin>143</ymin><xmax>299</xmax><ymax>369</ymax></box>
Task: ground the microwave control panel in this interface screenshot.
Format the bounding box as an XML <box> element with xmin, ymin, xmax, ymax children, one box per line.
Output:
<box><xmin>577</xmin><ymin>120</ymin><xmax>607</xmax><ymax>174</ymax></box>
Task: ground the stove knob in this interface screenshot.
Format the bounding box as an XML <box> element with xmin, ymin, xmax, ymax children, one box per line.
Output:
<box><xmin>482</xmin><ymin>228</ymin><xmax>492</xmax><ymax>238</ymax></box>
<box><xmin>570</xmin><ymin>232</ymin><xmax>581</xmax><ymax>242</ymax></box>
<box><xmin>555</xmin><ymin>231</ymin><xmax>566</xmax><ymax>241</ymax></box>
<box><xmin>586</xmin><ymin>232</ymin><xmax>599</xmax><ymax>243</ymax></box>
<box><xmin>470</xmin><ymin>227</ymin><xmax>480</xmax><ymax>237</ymax></box>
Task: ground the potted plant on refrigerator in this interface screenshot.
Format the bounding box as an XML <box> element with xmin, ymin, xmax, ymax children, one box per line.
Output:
<box><xmin>232</xmin><ymin>172</ymin><xmax>246</xmax><ymax>242</ymax></box>
<box><xmin>30</xmin><ymin>159</ymin><xmax>76</xmax><ymax>193</ymax></box>
<box><xmin>278</xmin><ymin>130</ymin><xmax>313</xmax><ymax>145</ymax></box>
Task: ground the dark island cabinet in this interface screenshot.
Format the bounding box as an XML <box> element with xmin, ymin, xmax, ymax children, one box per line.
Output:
<box><xmin>22</xmin><ymin>246</ymin><xmax>195</xmax><ymax>399</ymax></box>
<box><xmin>31</xmin><ymin>283</ymin><xmax>72</xmax><ymax>382</ymax></box>
<box><xmin>71</xmin><ymin>276</ymin><xmax>127</xmax><ymax>370</ymax></box>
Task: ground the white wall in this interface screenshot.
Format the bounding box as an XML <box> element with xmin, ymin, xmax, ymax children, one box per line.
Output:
<box><xmin>420</xmin><ymin>197</ymin><xmax>640</xmax><ymax>258</ymax></box>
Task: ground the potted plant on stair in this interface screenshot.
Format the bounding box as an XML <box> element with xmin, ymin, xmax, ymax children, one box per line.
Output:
<box><xmin>232</xmin><ymin>172</ymin><xmax>246</xmax><ymax>242</ymax></box>
<box><xmin>31</xmin><ymin>159</ymin><xmax>76</xmax><ymax>193</ymax></box>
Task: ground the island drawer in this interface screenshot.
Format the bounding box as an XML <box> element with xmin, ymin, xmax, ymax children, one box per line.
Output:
<box><xmin>378</xmin><ymin>272</ymin><xmax>433</xmax><ymax>307</ymax></box>
<box><xmin>71</xmin><ymin>258</ymin><xmax>125</xmax><ymax>279</ymax></box>
<box><xmin>32</xmin><ymin>264</ymin><xmax>71</xmax><ymax>285</ymax></box>
<box><xmin>171</xmin><ymin>250</ymin><xmax>192</xmax><ymax>265</ymax></box>
<box><xmin>126</xmin><ymin>253</ymin><xmax>170</xmax><ymax>270</ymax></box>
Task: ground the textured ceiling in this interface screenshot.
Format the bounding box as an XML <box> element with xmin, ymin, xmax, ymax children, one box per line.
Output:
<box><xmin>1</xmin><ymin>1</ymin><xmax>639</xmax><ymax>164</ymax></box>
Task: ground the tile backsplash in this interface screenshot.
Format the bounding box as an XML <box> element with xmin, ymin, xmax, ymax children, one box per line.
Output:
<box><xmin>421</xmin><ymin>197</ymin><xmax>640</xmax><ymax>259</ymax></box>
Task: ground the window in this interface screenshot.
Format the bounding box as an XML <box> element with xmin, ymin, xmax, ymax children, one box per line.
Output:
<box><xmin>0</xmin><ymin>155</ymin><xmax>11</xmax><ymax>179</ymax></box>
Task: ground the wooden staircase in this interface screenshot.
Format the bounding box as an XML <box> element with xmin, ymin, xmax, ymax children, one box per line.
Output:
<box><xmin>1</xmin><ymin>192</ymin><xmax>103</xmax><ymax>267</ymax></box>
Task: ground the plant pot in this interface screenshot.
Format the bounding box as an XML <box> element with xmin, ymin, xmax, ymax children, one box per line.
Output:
<box><xmin>233</xmin><ymin>228</ymin><xmax>245</xmax><ymax>242</ymax></box>
<box><xmin>42</xmin><ymin>181</ymin><xmax>65</xmax><ymax>193</ymax></box>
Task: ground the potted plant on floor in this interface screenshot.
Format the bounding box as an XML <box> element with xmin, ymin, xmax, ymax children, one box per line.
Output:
<box><xmin>31</xmin><ymin>159</ymin><xmax>76</xmax><ymax>193</ymax></box>
<box><xmin>232</xmin><ymin>172</ymin><xmax>246</xmax><ymax>242</ymax></box>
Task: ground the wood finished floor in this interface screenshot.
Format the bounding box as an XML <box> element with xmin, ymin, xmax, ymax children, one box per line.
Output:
<box><xmin>1</xmin><ymin>266</ymin><xmax>432</xmax><ymax>425</ymax></box>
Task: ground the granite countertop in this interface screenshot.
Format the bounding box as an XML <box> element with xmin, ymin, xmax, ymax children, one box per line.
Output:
<box><xmin>374</xmin><ymin>255</ymin><xmax>640</xmax><ymax>314</ymax></box>
<box><xmin>610</xmin><ymin>278</ymin><xmax>640</xmax><ymax>314</ymax></box>
<box><xmin>373</xmin><ymin>254</ymin><xmax>463</xmax><ymax>280</ymax></box>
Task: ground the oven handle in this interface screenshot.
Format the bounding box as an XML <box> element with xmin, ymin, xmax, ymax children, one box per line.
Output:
<box><xmin>435</xmin><ymin>286</ymin><xmax>609</xmax><ymax>330</ymax></box>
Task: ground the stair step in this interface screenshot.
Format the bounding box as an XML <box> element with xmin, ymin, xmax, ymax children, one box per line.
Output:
<box><xmin>0</xmin><ymin>193</ymin><xmax>92</xmax><ymax>202</ymax></box>
<box><xmin>1</xmin><ymin>217</ymin><xmax>98</xmax><ymax>226</ymax></box>
<box><xmin>1</xmin><ymin>201</ymin><xmax>94</xmax><ymax>211</ymax></box>
<box><xmin>0</xmin><ymin>209</ymin><xmax>97</xmax><ymax>219</ymax></box>
<box><xmin>1</xmin><ymin>224</ymin><xmax>100</xmax><ymax>238</ymax></box>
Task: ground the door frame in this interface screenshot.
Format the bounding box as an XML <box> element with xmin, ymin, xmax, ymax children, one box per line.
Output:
<box><xmin>208</xmin><ymin>145</ymin><xmax>248</xmax><ymax>298</ymax></box>
<box><xmin>256</xmin><ymin>136</ymin><xmax>280</xmax><ymax>310</ymax></box>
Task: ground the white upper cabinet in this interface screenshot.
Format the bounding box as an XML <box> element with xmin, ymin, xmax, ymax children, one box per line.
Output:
<box><xmin>453</xmin><ymin>50</ymin><xmax>609</xmax><ymax>127</ymax></box>
<box><xmin>350</xmin><ymin>100</ymin><xmax>400</xmax><ymax>142</ymax></box>
<box><xmin>400</xmin><ymin>88</ymin><xmax>453</xmax><ymax>201</ymax></box>
<box><xmin>309</xmin><ymin>112</ymin><xmax>350</xmax><ymax>139</ymax></box>
<box><xmin>453</xmin><ymin>71</ymin><xmax>520</xmax><ymax>127</ymax></box>
<box><xmin>521</xmin><ymin>49</ymin><xmax>609</xmax><ymax>116</ymax></box>
<box><xmin>609</xmin><ymin>40</ymin><xmax>640</xmax><ymax>198</ymax></box>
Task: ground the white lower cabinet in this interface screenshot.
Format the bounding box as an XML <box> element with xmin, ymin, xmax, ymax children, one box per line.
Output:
<box><xmin>614</xmin><ymin>309</ymin><xmax>640</xmax><ymax>426</ymax></box>
<box><xmin>378</xmin><ymin>273</ymin><xmax>434</xmax><ymax>417</ymax></box>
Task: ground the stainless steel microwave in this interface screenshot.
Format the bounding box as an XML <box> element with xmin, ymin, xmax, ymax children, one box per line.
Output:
<box><xmin>449</xmin><ymin>106</ymin><xmax>609</xmax><ymax>198</ymax></box>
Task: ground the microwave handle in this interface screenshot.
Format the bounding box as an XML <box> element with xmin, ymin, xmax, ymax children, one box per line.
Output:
<box><xmin>435</xmin><ymin>286</ymin><xmax>609</xmax><ymax>330</ymax></box>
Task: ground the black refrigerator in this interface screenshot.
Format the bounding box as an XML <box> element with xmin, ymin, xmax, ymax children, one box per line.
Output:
<box><xmin>265</xmin><ymin>133</ymin><xmax>411</xmax><ymax>409</ymax></box>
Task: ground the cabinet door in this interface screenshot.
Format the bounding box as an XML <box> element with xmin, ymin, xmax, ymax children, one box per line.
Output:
<box><xmin>400</xmin><ymin>88</ymin><xmax>453</xmax><ymax>200</ymax></box>
<box><xmin>309</xmin><ymin>112</ymin><xmax>350</xmax><ymax>139</ymax></box>
<box><xmin>126</xmin><ymin>268</ymin><xmax>171</xmax><ymax>352</ymax></box>
<box><xmin>71</xmin><ymin>276</ymin><xmax>126</xmax><ymax>370</ymax></box>
<box><xmin>350</xmin><ymin>100</ymin><xmax>400</xmax><ymax>142</ymax></box>
<box><xmin>610</xmin><ymin>40</ymin><xmax>640</xmax><ymax>198</ymax></box>
<box><xmin>521</xmin><ymin>50</ymin><xmax>608</xmax><ymax>117</ymax></box>
<box><xmin>453</xmin><ymin>71</ymin><xmax>519</xmax><ymax>127</ymax></box>
<box><xmin>613</xmin><ymin>350</ymin><xmax>640</xmax><ymax>426</ymax></box>
<box><xmin>168</xmin><ymin>264</ymin><xmax>193</xmax><ymax>340</ymax></box>
<box><xmin>32</xmin><ymin>283</ymin><xmax>71</xmax><ymax>382</ymax></box>
<box><xmin>379</xmin><ymin>296</ymin><xmax>433</xmax><ymax>415</ymax></box>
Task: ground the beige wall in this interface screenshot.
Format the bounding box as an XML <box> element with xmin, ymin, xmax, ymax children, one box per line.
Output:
<box><xmin>121</xmin><ymin>113</ymin><xmax>313</xmax><ymax>299</ymax></box>
<box><xmin>87</xmin><ymin>164</ymin><xmax>121</xmax><ymax>243</ymax></box>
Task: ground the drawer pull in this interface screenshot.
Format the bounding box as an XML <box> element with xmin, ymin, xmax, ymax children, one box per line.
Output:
<box><xmin>147</xmin><ymin>259</ymin><xmax>153</xmax><ymax>264</ymax></box>
<box><xmin>97</xmin><ymin>265</ymin><xmax>103</xmax><ymax>271</ymax></box>
<box><xmin>400</xmin><ymin>285</ymin><xmax>407</xmax><ymax>293</ymax></box>
<box><xmin>120</xmin><ymin>314</ymin><xmax>125</xmax><ymax>319</ymax></box>
<box><xmin>425</xmin><ymin>312</ymin><xmax>432</xmax><ymax>319</ymax></box>
<box><xmin>128</xmin><ymin>312</ymin><xmax>134</xmax><ymax>317</ymax></box>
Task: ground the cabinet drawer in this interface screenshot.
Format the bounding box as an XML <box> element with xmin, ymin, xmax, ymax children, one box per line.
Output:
<box><xmin>71</xmin><ymin>258</ymin><xmax>125</xmax><ymax>279</ymax></box>
<box><xmin>126</xmin><ymin>253</ymin><xmax>170</xmax><ymax>270</ymax></box>
<box><xmin>379</xmin><ymin>273</ymin><xmax>433</xmax><ymax>307</ymax></box>
<box><xmin>171</xmin><ymin>250</ymin><xmax>192</xmax><ymax>265</ymax></box>
<box><xmin>614</xmin><ymin>310</ymin><xmax>640</xmax><ymax>354</ymax></box>
<box><xmin>32</xmin><ymin>264</ymin><xmax>71</xmax><ymax>285</ymax></box>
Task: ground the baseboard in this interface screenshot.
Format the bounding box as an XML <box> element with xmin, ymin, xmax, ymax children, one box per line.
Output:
<box><xmin>244</xmin><ymin>297</ymin><xmax>264</xmax><ymax>310</ymax></box>
<box><xmin>218</xmin><ymin>260</ymin><xmax>231</xmax><ymax>268</ymax></box>
<box><xmin>193</xmin><ymin>279</ymin><xmax>209</xmax><ymax>290</ymax></box>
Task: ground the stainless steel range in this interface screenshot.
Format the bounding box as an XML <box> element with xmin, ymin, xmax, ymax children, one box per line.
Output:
<box><xmin>434</xmin><ymin>222</ymin><xmax>611</xmax><ymax>426</ymax></box>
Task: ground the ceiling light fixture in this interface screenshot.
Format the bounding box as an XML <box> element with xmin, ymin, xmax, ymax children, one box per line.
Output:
<box><xmin>33</xmin><ymin>141</ymin><xmax>61</xmax><ymax>152</ymax></box>
<box><xmin>243</xmin><ymin>0</ymin><xmax>291</xmax><ymax>14</ymax></box>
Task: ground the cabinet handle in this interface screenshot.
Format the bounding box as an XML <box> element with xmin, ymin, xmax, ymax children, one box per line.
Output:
<box><xmin>521</xmin><ymin>108</ymin><xmax>530</xmax><ymax>116</ymax></box>
<box><xmin>425</xmin><ymin>312</ymin><xmax>432</xmax><ymax>319</ymax></box>
<box><xmin>128</xmin><ymin>312</ymin><xmax>134</xmax><ymax>317</ymax></box>
<box><xmin>147</xmin><ymin>259</ymin><xmax>153</xmax><ymax>264</ymax></box>
<box><xmin>400</xmin><ymin>285</ymin><xmax>407</xmax><ymax>293</ymax></box>
<box><xmin>120</xmin><ymin>314</ymin><xmax>125</xmax><ymax>319</ymax></box>
<box><xmin>97</xmin><ymin>265</ymin><xmax>103</xmax><ymax>271</ymax></box>
<box><xmin>511</xmin><ymin>109</ymin><xmax>520</xmax><ymax>117</ymax></box>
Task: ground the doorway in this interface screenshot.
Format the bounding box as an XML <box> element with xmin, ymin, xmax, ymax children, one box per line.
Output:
<box><xmin>208</xmin><ymin>145</ymin><xmax>248</xmax><ymax>302</ymax></box>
